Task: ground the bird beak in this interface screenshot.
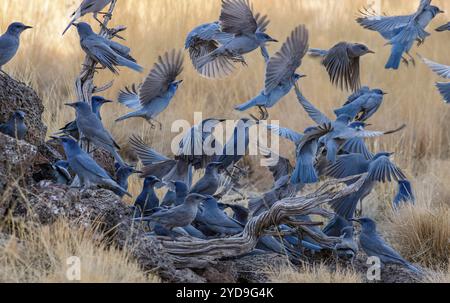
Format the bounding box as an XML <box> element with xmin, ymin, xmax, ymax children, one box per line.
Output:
<box><xmin>439</xmin><ymin>9</ymin><xmax>445</xmax><ymax>13</ymax></box>
<box><xmin>367</xmin><ymin>49</ymin><xmax>375</xmax><ymax>54</ymax></box>
<box><xmin>133</xmin><ymin>169</ymin><xmax>143</xmax><ymax>174</ymax></box>
<box><xmin>365</xmin><ymin>123</ymin><xmax>372</xmax><ymax>127</ymax></box>
<box><xmin>103</xmin><ymin>99</ymin><xmax>113</xmax><ymax>104</ymax></box>
<box><xmin>65</xmin><ymin>103</ymin><xmax>76</xmax><ymax>108</ymax></box>
<box><xmin>269</xmin><ymin>38</ymin><xmax>278</xmax><ymax>43</ymax></box>
<box><xmin>299</xmin><ymin>74</ymin><xmax>307</xmax><ymax>79</ymax></box>
<box><xmin>176</xmin><ymin>80</ymin><xmax>183</xmax><ymax>85</ymax></box>
<box><xmin>24</xmin><ymin>25</ymin><xmax>33</xmax><ymax>30</ymax></box>
<box><xmin>382</xmin><ymin>92</ymin><xmax>388</xmax><ymax>95</ymax></box>
<box><xmin>388</xmin><ymin>152</ymin><xmax>395</xmax><ymax>156</ymax></box>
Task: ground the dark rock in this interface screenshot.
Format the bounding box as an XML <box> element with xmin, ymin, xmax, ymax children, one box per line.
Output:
<box><xmin>0</xmin><ymin>73</ymin><xmax>47</xmax><ymax>146</ymax></box>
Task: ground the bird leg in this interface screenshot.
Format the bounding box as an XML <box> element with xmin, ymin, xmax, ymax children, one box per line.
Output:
<box><xmin>401</xmin><ymin>56</ymin><xmax>409</xmax><ymax>66</ymax></box>
<box><xmin>148</xmin><ymin>119</ymin><xmax>163</xmax><ymax>131</ymax></box>
<box><xmin>405</xmin><ymin>52</ymin><xmax>416</xmax><ymax>67</ymax></box>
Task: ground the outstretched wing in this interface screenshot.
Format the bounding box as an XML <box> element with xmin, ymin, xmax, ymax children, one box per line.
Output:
<box><xmin>421</xmin><ymin>57</ymin><xmax>450</xmax><ymax>79</ymax></box>
<box><xmin>368</xmin><ymin>156</ymin><xmax>406</xmax><ymax>183</ymax></box>
<box><xmin>325</xmin><ymin>153</ymin><xmax>370</xmax><ymax>179</ymax></box>
<box><xmin>295</xmin><ymin>84</ymin><xmax>331</xmax><ymax>125</ymax></box>
<box><xmin>129</xmin><ymin>135</ymin><xmax>170</xmax><ymax>166</ymax></box>
<box><xmin>118</xmin><ymin>84</ymin><xmax>141</xmax><ymax>110</ymax></box>
<box><xmin>139</xmin><ymin>50</ymin><xmax>184</xmax><ymax>106</ymax></box>
<box><xmin>356</xmin><ymin>7</ymin><xmax>413</xmax><ymax>39</ymax></box>
<box><xmin>265</xmin><ymin>25</ymin><xmax>309</xmax><ymax>93</ymax></box>
<box><xmin>264</xmin><ymin>124</ymin><xmax>303</xmax><ymax>144</ymax></box>
<box><xmin>220</xmin><ymin>0</ymin><xmax>258</xmax><ymax>35</ymax></box>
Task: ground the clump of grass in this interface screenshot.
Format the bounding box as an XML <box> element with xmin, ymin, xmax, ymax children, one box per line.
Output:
<box><xmin>268</xmin><ymin>263</ymin><xmax>363</xmax><ymax>283</ymax></box>
<box><xmin>0</xmin><ymin>220</ymin><xmax>159</xmax><ymax>283</ymax></box>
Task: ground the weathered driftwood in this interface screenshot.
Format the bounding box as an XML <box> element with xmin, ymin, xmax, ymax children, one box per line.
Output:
<box><xmin>75</xmin><ymin>0</ymin><xmax>119</xmax><ymax>103</ymax></box>
<box><xmin>159</xmin><ymin>174</ymin><xmax>367</xmax><ymax>268</ymax></box>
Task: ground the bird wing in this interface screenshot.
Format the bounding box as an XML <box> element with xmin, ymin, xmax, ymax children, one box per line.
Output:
<box><xmin>265</xmin><ymin>25</ymin><xmax>309</xmax><ymax>93</ymax></box>
<box><xmin>78</xmin><ymin>114</ymin><xmax>120</xmax><ymax>149</ymax></box>
<box><xmin>421</xmin><ymin>57</ymin><xmax>450</xmax><ymax>79</ymax></box>
<box><xmin>259</xmin><ymin>147</ymin><xmax>293</xmax><ymax>182</ymax></box>
<box><xmin>368</xmin><ymin>156</ymin><xmax>406</xmax><ymax>183</ymax></box>
<box><xmin>436</xmin><ymin>22</ymin><xmax>450</xmax><ymax>32</ymax></box>
<box><xmin>356</xmin><ymin>9</ymin><xmax>413</xmax><ymax>39</ymax></box>
<box><xmin>325</xmin><ymin>153</ymin><xmax>370</xmax><ymax>179</ymax></box>
<box><xmin>413</xmin><ymin>0</ymin><xmax>432</xmax><ymax>19</ymax></box>
<box><xmin>294</xmin><ymin>84</ymin><xmax>331</xmax><ymax>125</ymax></box>
<box><xmin>219</xmin><ymin>0</ymin><xmax>258</xmax><ymax>35</ymax></box>
<box><xmin>73</xmin><ymin>153</ymin><xmax>110</xmax><ymax>180</ymax></box>
<box><xmin>264</xmin><ymin>123</ymin><xmax>303</xmax><ymax>144</ymax></box>
<box><xmin>139</xmin><ymin>50</ymin><xmax>184</xmax><ymax>106</ymax></box>
<box><xmin>117</xmin><ymin>84</ymin><xmax>142</xmax><ymax>110</ymax></box>
<box><xmin>322</xmin><ymin>42</ymin><xmax>361</xmax><ymax>92</ymax></box>
<box><xmin>343</xmin><ymin>86</ymin><xmax>371</xmax><ymax>106</ymax></box>
<box><xmin>82</xmin><ymin>37</ymin><xmax>121</xmax><ymax>73</ymax></box>
<box><xmin>179</xmin><ymin>126</ymin><xmax>204</xmax><ymax>157</ymax></box>
<box><xmin>436</xmin><ymin>82</ymin><xmax>450</xmax><ymax>104</ymax></box>
<box><xmin>361</xmin><ymin>232</ymin><xmax>408</xmax><ymax>264</ymax></box>
<box><xmin>129</xmin><ymin>135</ymin><xmax>170</xmax><ymax>166</ymax></box>
<box><xmin>340</xmin><ymin>137</ymin><xmax>374</xmax><ymax>160</ymax></box>
<box><xmin>255</xmin><ymin>12</ymin><xmax>270</xmax><ymax>33</ymax></box>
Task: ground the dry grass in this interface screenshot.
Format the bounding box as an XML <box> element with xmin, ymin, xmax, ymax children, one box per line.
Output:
<box><xmin>268</xmin><ymin>263</ymin><xmax>363</xmax><ymax>283</ymax></box>
<box><xmin>0</xmin><ymin>0</ymin><xmax>449</xmax><ymax>282</ymax></box>
<box><xmin>0</xmin><ymin>220</ymin><xmax>160</xmax><ymax>283</ymax></box>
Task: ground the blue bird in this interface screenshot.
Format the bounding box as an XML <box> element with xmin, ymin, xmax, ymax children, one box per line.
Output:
<box><xmin>65</xmin><ymin>102</ymin><xmax>125</xmax><ymax>166</ymax></box>
<box><xmin>0</xmin><ymin>110</ymin><xmax>27</xmax><ymax>140</ymax></box>
<box><xmin>52</xmin><ymin>136</ymin><xmax>130</xmax><ymax>197</ymax></box>
<box><xmin>195</xmin><ymin>0</ymin><xmax>277</xmax><ymax>78</ymax></box>
<box><xmin>72</xmin><ymin>22</ymin><xmax>143</xmax><ymax>73</ymax></box>
<box><xmin>326</xmin><ymin>152</ymin><xmax>407</xmax><ymax>219</ymax></box>
<box><xmin>195</xmin><ymin>195</ymin><xmax>244</xmax><ymax>236</ymax></box>
<box><xmin>57</xmin><ymin>96</ymin><xmax>112</xmax><ymax>140</ymax></box>
<box><xmin>334</xmin><ymin>87</ymin><xmax>387</xmax><ymax>121</ymax></box>
<box><xmin>51</xmin><ymin>160</ymin><xmax>72</xmax><ymax>185</ymax></box>
<box><xmin>393</xmin><ymin>180</ymin><xmax>415</xmax><ymax>209</ymax></box>
<box><xmin>421</xmin><ymin>57</ymin><xmax>450</xmax><ymax>104</ymax></box>
<box><xmin>235</xmin><ymin>25</ymin><xmax>309</xmax><ymax>120</ymax></box>
<box><xmin>169</xmin><ymin>181</ymin><xmax>189</xmax><ymax>207</ymax></box>
<box><xmin>116</xmin><ymin>50</ymin><xmax>183</xmax><ymax>128</ymax></box>
<box><xmin>114</xmin><ymin>165</ymin><xmax>141</xmax><ymax>197</ymax></box>
<box><xmin>334</xmin><ymin>226</ymin><xmax>358</xmax><ymax>264</ymax></box>
<box><xmin>134</xmin><ymin>176</ymin><xmax>161</xmax><ymax>218</ymax></box>
<box><xmin>0</xmin><ymin>22</ymin><xmax>32</xmax><ymax>71</ymax></box>
<box><xmin>322</xmin><ymin>215</ymin><xmax>351</xmax><ymax>237</ymax></box>
<box><xmin>62</xmin><ymin>0</ymin><xmax>113</xmax><ymax>35</ymax></box>
<box><xmin>357</xmin><ymin>0</ymin><xmax>443</xmax><ymax>69</ymax></box>
<box><xmin>189</xmin><ymin>162</ymin><xmax>222</xmax><ymax>196</ymax></box>
<box><xmin>352</xmin><ymin>217</ymin><xmax>422</xmax><ymax>274</ymax></box>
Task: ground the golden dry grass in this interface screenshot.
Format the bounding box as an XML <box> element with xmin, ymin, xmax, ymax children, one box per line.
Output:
<box><xmin>268</xmin><ymin>263</ymin><xmax>363</xmax><ymax>283</ymax></box>
<box><xmin>0</xmin><ymin>220</ymin><xmax>160</xmax><ymax>283</ymax></box>
<box><xmin>1</xmin><ymin>0</ymin><xmax>449</xmax><ymax>282</ymax></box>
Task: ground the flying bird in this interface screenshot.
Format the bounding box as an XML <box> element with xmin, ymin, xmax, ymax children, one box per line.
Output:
<box><xmin>420</xmin><ymin>57</ymin><xmax>450</xmax><ymax>103</ymax></box>
<box><xmin>62</xmin><ymin>0</ymin><xmax>113</xmax><ymax>35</ymax></box>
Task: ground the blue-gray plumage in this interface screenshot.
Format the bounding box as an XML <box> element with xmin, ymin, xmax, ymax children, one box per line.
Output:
<box><xmin>218</xmin><ymin>203</ymin><xmax>249</xmax><ymax>225</ymax></box>
<box><xmin>421</xmin><ymin>57</ymin><xmax>450</xmax><ymax>103</ymax></box>
<box><xmin>52</xmin><ymin>160</ymin><xmax>72</xmax><ymax>185</ymax></box>
<box><xmin>52</xmin><ymin>136</ymin><xmax>130</xmax><ymax>197</ymax></box>
<box><xmin>116</xmin><ymin>50</ymin><xmax>183</xmax><ymax>127</ymax></box>
<box><xmin>57</xmin><ymin>96</ymin><xmax>112</xmax><ymax>140</ymax></box>
<box><xmin>0</xmin><ymin>110</ymin><xmax>27</xmax><ymax>140</ymax></box>
<box><xmin>161</xmin><ymin>190</ymin><xmax>176</xmax><ymax>207</ymax></box>
<box><xmin>436</xmin><ymin>22</ymin><xmax>450</xmax><ymax>32</ymax></box>
<box><xmin>235</xmin><ymin>25</ymin><xmax>309</xmax><ymax>119</ymax></box>
<box><xmin>115</xmin><ymin>165</ymin><xmax>140</xmax><ymax>197</ymax></box>
<box><xmin>65</xmin><ymin>102</ymin><xmax>125</xmax><ymax>166</ymax></box>
<box><xmin>195</xmin><ymin>0</ymin><xmax>277</xmax><ymax>78</ymax></box>
<box><xmin>353</xmin><ymin>217</ymin><xmax>421</xmax><ymax>273</ymax></box>
<box><xmin>134</xmin><ymin>176</ymin><xmax>160</xmax><ymax>218</ymax></box>
<box><xmin>189</xmin><ymin>162</ymin><xmax>222</xmax><ymax>196</ymax></box>
<box><xmin>334</xmin><ymin>88</ymin><xmax>387</xmax><ymax>121</ymax></box>
<box><xmin>256</xmin><ymin>236</ymin><xmax>302</xmax><ymax>259</ymax></box>
<box><xmin>323</xmin><ymin>215</ymin><xmax>351</xmax><ymax>237</ymax></box>
<box><xmin>334</xmin><ymin>226</ymin><xmax>358</xmax><ymax>263</ymax></box>
<box><xmin>393</xmin><ymin>180</ymin><xmax>415</xmax><ymax>209</ymax></box>
<box><xmin>357</xmin><ymin>0</ymin><xmax>443</xmax><ymax>69</ymax></box>
<box><xmin>72</xmin><ymin>22</ymin><xmax>143</xmax><ymax>73</ymax></box>
<box><xmin>196</xmin><ymin>196</ymin><xmax>244</xmax><ymax>236</ymax></box>
<box><xmin>62</xmin><ymin>0</ymin><xmax>113</xmax><ymax>35</ymax></box>
<box><xmin>0</xmin><ymin>22</ymin><xmax>32</xmax><ymax>71</ymax></box>
<box><xmin>143</xmin><ymin>193</ymin><xmax>205</xmax><ymax>230</ymax></box>
<box><xmin>326</xmin><ymin>153</ymin><xmax>406</xmax><ymax>219</ymax></box>
<box><xmin>308</xmin><ymin>42</ymin><xmax>374</xmax><ymax>91</ymax></box>
<box><xmin>214</xmin><ymin>119</ymin><xmax>257</xmax><ymax>170</ymax></box>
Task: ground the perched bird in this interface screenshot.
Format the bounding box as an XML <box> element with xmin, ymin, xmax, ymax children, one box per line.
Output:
<box><xmin>326</xmin><ymin>152</ymin><xmax>407</xmax><ymax>219</ymax></box>
<box><xmin>0</xmin><ymin>22</ymin><xmax>32</xmax><ymax>71</ymax></box>
<box><xmin>51</xmin><ymin>160</ymin><xmax>72</xmax><ymax>185</ymax></box>
<box><xmin>52</xmin><ymin>136</ymin><xmax>130</xmax><ymax>197</ymax></box>
<box><xmin>62</xmin><ymin>0</ymin><xmax>113</xmax><ymax>35</ymax></box>
<box><xmin>421</xmin><ymin>57</ymin><xmax>450</xmax><ymax>103</ymax></box>
<box><xmin>309</xmin><ymin>42</ymin><xmax>374</xmax><ymax>91</ymax></box>
<box><xmin>357</xmin><ymin>0</ymin><xmax>443</xmax><ymax>69</ymax></box>
<box><xmin>196</xmin><ymin>196</ymin><xmax>244</xmax><ymax>236</ymax></box>
<box><xmin>189</xmin><ymin>162</ymin><xmax>222</xmax><ymax>196</ymax></box>
<box><xmin>129</xmin><ymin>135</ymin><xmax>193</xmax><ymax>187</ymax></box>
<box><xmin>142</xmin><ymin>193</ymin><xmax>205</xmax><ymax>230</ymax></box>
<box><xmin>0</xmin><ymin>111</ymin><xmax>27</xmax><ymax>140</ymax></box>
<box><xmin>334</xmin><ymin>226</ymin><xmax>358</xmax><ymax>264</ymax></box>
<box><xmin>72</xmin><ymin>22</ymin><xmax>143</xmax><ymax>73</ymax></box>
<box><xmin>66</xmin><ymin>102</ymin><xmax>125</xmax><ymax>166</ymax></box>
<box><xmin>134</xmin><ymin>176</ymin><xmax>161</xmax><ymax>218</ymax></box>
<box><xmin>195</xmin><ymin>0</ymin><xmax>277</xmax><ymax>78</ymax></box>
<box><xmin>352</xmin><ymin>217</ymin><xmax>421</xmax><ymax>273</ymax></box>
<box><xmin>116</xmin><ymin>50</ymin><xmax>183</xmax><ymax>127</ymax></box>
<box><xmin>57</xmin><ymin>96</ymin><xmax>112</xmax><ymax>140</ymax></box>
<box><xmin>436</xmin><ymin>22</ymin><xmax>450</xmax><ymax>32</ymax></box>
<box><xmin>235</xmin><ymin>25</ymin><xmax>309</xmax><ymax>119</ymax></box>
<box><xmin>393</xmin><ymin>180</ymin><xmax>415</xmax><ymax>209</ymax></box>
<box><xmin>334</xmin><ymin>87</ymin><xmax>387</xmax><ymax>121</ymax></box>
<box><xmin>218</xmin><ymin>203</ymin><xmax>249</xmax><ymax>225</ymax></box>
<box><xmin>115</xmin><ymin>165</ymin><xmax>140</xmax><ymax>197</ymax></box>
<box><xmin>323</xmin><ymin>215</ymin><xmax>351</xmax><ymax>237</ymax></box>
<box><xmin>214</xmin><ymin>119</ymin><xmax>258</xmax><ymax>170</ymax></box>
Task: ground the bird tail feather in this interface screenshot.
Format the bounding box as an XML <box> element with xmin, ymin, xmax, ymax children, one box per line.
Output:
<box><xmin>308</xmin><ymin>48</ymin><xmax>328</xmax><ymax>58</ymax></box>
<box><xmin>291</xmin><ymin>161</ymin><xmax>318</xmax><ymax>185</ymax></box>
<box><xmin>115</xmin><ymin>111</ymin><xmax>144</xmax><ymax>123</ymax></box>
<box><xmin>385</xmin><ymin>44</ymin><xmax>404</xmax><ymax>70</ymax></box>
<box><xmin>234</xmin><ymin>95</ymin><xmax>265</xmax><ymax>112</ymax></box>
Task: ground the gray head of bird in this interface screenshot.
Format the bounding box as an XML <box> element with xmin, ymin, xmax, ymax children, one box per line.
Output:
<box><xmin>65</xmin><ymin>101</ymin><xmax>91</xmax><ymax>113</ymax></box>
<box><xmin>428</xmin><ymin>5</ymin><xmax>444</xmax><ymax>16</ymax></box>
<box><xmin>6</xmin><ymin>22</ymin><xmax>32</xmax><ymax>36</ymax></box>
<box><xmin>350</xmin><ymin>217</ymin><xmax>377</xmax><ymax>232</ymax></box>
<box><xmin>348</xmin><ymin>43</ymin><xmax>375</xmax><ymax>57</ymax></box>
<box><xmin>185</xmin><ymin>193</ymin><xmax>206</xmax><ymax>205</ymax></box>
<box><xmin>72</xmin><ymin>22</ymin><xmax>94</xmax><ymax>37</ymax></box>
<box><xmin>293</xmin><ymin>73</ymin><xmax>307</xmax><ymax>82</ymax></box>
<box><xmin>12</xmin><ymin>110</ymin><xmax>26</xmax><ymax>121</ymax></box>
<box><xmin>255</xmin><ymin>32</ymin><xmax>278</xmax><ymax>44</ymax></box>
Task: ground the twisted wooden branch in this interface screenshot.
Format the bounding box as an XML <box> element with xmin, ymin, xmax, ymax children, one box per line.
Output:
<box><xmin>158</xmin><ymin>174</ymin><xmax>367</xmax><ymax>268</ymax></box>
